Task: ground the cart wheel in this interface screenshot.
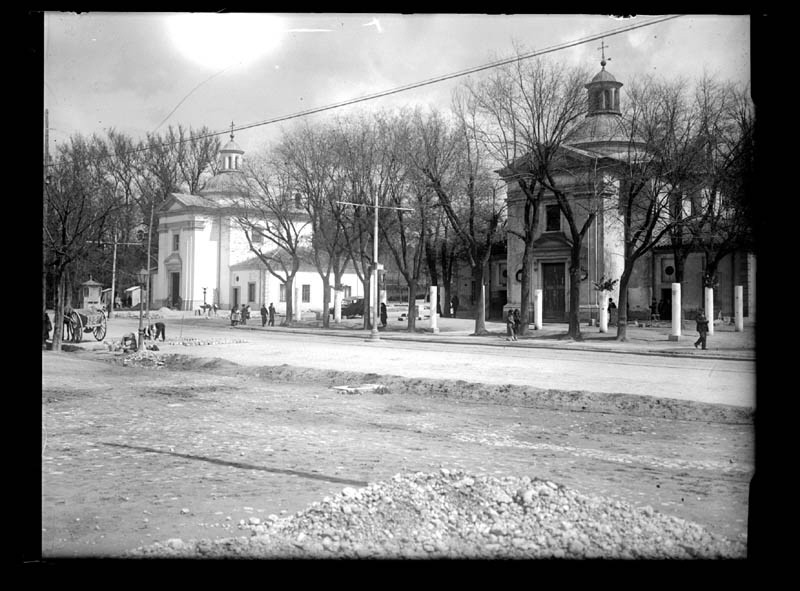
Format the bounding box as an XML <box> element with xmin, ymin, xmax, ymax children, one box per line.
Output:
<box><xmin>70</xmin><ymin>310</ymin><xmax>83</xmax><ymax>343</ymax></box>
<box><xmin>93</xmin><ymin>313</ymin><xmax>107</xmax><ymax>341</ymax></box>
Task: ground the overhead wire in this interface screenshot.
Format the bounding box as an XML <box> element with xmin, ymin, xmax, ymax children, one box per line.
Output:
<box><xmin>45</xmin><ymin>14</ymin><xmax>683</xmax><ymax>167</ymax></box>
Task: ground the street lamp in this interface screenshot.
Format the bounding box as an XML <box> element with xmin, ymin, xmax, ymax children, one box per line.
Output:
<box><xmin>136</xmin><ymin>268</ymin><xmax>148</xmax><ymax>351</ymax></box>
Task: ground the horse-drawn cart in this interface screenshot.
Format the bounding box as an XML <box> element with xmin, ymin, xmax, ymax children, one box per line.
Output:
<box><xmin>63</xmin><ymin>307</ymin><xmax>107</xmax><ymax>343</ymax></box>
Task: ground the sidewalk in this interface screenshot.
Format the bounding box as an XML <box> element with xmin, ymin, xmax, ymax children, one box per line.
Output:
<box><xmin>227</xmin><ymin>315</ymin><xmax>756</xmax><ymax>362</ymax></box>
<box><xmin>63</xmin><ymin>308</ymin><xmax>755</xmax><ymax>361</ymax></box>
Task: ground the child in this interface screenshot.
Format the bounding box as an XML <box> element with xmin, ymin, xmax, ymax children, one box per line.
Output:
<box><xmin>506</xmin><ymin>309</ymin><xmax>518</xmax><ymax>341</ymax></box>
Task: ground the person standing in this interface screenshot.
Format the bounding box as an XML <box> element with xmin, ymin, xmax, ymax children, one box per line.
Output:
<box><xmin>43</xmin><ymin>311</ymin><xmax>52</xmax><ymax>347</ymax></box>
<box><xmin>608</xmin><ymin>297</ymin><xmax>618</xmax><ymax>326</ymax></box>
<box><xmin>380</xmin><ymin>302</ymin><xmax>387</xmax><ymax>328</ymax></box>
<box><xmin>451</xmin><ymin>294</ymin><xmax>460</xmax><ymax>318</ymax></box>
<box><xmin>513</xmin><ymin>308</ymin><xmax>521</xmax><ymax>336</ymax></box>
<box><xmin>268</xmin><ymin>303</ymin><xmax>276</xmax><ymax>326</ymax></box>
<box><xmin>694</xmin><ymin>311</ymin><xmax>709</xmax><ymax>350</ymax></box>
<box><xmin>241</xmin><ymin>304</ymin><xmax>248</xmax><ymax>326</ymax></box>
<box><xmin>506</xmin><ymin>309</ymin><xmax>518</xmax><ymax>341</ymax></box>
<box><xmin>260</xmin><ymin>303</ymin><xmax>268</xmax><ymax>327</ymax></box>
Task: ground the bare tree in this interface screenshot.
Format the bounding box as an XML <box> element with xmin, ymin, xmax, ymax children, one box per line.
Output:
<box><xmin>466</xmin><ymin>56</ymin><xmax>586</xmax><ymax>335</ymax></box>
<box><xmin>276</xmin><ymin>122</ymin><xmax>354</xmax><ymax>328</ymax></box>
<box><xmin>236</xmin><ymin>150</ymin><xmax>310</xmax><ymax>325</ymax></box>
<box><xmin>44</xmin><ymin>134</ymin><xmax>121</xmax><ymax>351</ymax></box>
<box><xmin>409</xmin><ymin>104</ymin><xmax>504</xmax><ymax>336</ymax></box>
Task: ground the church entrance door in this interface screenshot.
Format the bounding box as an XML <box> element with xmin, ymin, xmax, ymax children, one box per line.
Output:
<box><xmin>542</xmin><ymin>262</ymin><xmax>566</xmax><ymax>321</ymax></box>
<box><xmin>232</xmin><ymin>287</ymin><xmax>240</xmax><ymax>310</ymax></box>
<box><xmin>170</xmin><ymin>272</ymin><xmax>181</xmax><ymax>309</ymax></box>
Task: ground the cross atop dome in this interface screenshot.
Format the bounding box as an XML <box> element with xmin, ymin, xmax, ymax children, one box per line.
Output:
<box><xmin>597</xmin><ymin>39</ymin><xmax>611</xmax><ymax>69</ymax></box>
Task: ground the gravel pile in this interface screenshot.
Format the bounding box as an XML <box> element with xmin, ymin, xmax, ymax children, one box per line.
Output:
<box><xmin>129</xmin><ymin>470</ymin><xmax>746</xmax><ymax>559</ymax></box>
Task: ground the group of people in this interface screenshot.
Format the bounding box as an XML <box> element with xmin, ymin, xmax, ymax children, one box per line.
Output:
<box><xmin>232</xmin><ymin>303</ymin><xmax>275</xmax><ymax>327</ymax></box>
<box><xmin>506</xmin><ymin>308</ymin><xmax>522</xmax><ymax>341</ymax></box>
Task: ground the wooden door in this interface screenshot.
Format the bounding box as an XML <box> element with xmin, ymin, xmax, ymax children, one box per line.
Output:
<box><xmin>542</xmin><ymin>262</ymin><xmax>565</xmax><ymax>320</ymax></box>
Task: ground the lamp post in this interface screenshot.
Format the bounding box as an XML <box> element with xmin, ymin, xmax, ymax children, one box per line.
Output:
<box><xmin>136</xmin><ymin>268</ymin><xmax>148</xmax><ymax>351</ymax></box>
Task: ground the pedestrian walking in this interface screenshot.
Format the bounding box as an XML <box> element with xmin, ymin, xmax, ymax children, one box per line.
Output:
<box><xmin>260</xmin><ymin>303</ymin><xmax>268</xmax><ymax>327</ymax></box>
<box><xmin>231</xmin><ymin>306</ymin><xmax>241</xmax><ymax>326</ymax></box>
<box><xmin>380</xmin><ymin>302</ymin><xmax>387</xmax><ymax>328</ymax></box>
<box><xmin>451</xmin><ymin>294</ymin><xmax>460</xmax><ymax>318</ymax></box>
<box><xmin>513</xmin><ymin>308</ymin><xmax>521</xmax><ymax>336</ymax></box>
<box><xmin>241</xmin><ymin>304</ymin><xmax>248</xmax><ymax>325</ymax></box>
<box><xmin>268</xmin><ymin>303</ymin><xmax>276</xmax><ymax>326</ymax></box>
<box><xmin>694</xmin><ymin>311</ymin><xmax>709</xmax><ymax>350</ymax></box>
<box><xmin>506</xmin><ymin>309</ymin><xmax>518</xmax><ymax>341</ymax></box>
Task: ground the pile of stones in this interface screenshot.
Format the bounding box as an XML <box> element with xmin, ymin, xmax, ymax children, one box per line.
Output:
<box><xmin>129</xmin><ymin>470</ymin><xmax>746</xmax><ymax>559</ymax></box>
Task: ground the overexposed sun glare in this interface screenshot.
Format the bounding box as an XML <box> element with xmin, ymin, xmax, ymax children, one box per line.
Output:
<box><xmin>166</xmin><ymin>13</ymin><xmax>286</xmax><ymax>69</ymax></box>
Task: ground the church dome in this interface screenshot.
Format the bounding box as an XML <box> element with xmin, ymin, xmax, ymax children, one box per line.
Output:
<box><xmin>221</xmin><ymin>139</ymin><xmax>244</xmax><ymax>154</ymax></box>
<box><xmin>590</xmin><ymin>68</ymin><xmax>618</xmax><ymax>84</ymax></box>
<box><xmin>198</xmin><ymin>171</ymin><xmax>247</xmax><ymax>195</ymax></box>
<box><xmin>566</xmin><ymin>112</ymin><xmax>633</xmax><ymax>147</ymax></box>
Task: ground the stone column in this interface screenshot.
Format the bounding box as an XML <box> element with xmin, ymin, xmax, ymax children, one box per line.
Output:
<box><xmin>429</xmin><ymin>286</ymin><xmax>439</xmax><ymax>334</ymax></box>
<box><xmin>735</xmin><ymin>285</ymin><xmax>744</xmax><ymax>332</ymax></box>
<box><xmin>533</xmin><ymin>290</ymin><xmax>543</xmax><ymax>330</ymax></box>
<box><xmin>599</xmin><ymin>292</ymin><xmax>609</xmax><ymax>333</ymax></box>
<box><xmin>669</xmin><ymin>283</ymin><xmax>681</xmax><ymax>341</ymax></box>
<box><xmin>704</xmin><ymin>286</ymin><xmax>715</xmax><ymax>336</ymax></box>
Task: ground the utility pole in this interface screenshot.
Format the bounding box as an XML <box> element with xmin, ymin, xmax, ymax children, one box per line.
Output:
<box><xmin>43</xmin><ymin>109</ymin><xmax>50</xmax><ymax>323</ymax></box>
<box><xmin>337</xmin><ymin>197</ymin><xmax>413</xmax><ymax>342</ymax></box>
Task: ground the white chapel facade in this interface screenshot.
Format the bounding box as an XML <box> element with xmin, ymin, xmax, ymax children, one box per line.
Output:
<box><xmin>151</xmin><ymin>134</ymin><xmax>364</xmax><ymax>316</ymax></box>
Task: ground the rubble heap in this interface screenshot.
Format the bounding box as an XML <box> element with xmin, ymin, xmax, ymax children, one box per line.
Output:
<box><xmin>129</xmin><ymin>470</ymin><xmax>746</xmax><ymax>559</ymax></box>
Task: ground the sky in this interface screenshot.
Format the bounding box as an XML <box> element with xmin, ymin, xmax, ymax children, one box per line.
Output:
<box><xmin>43</xmin><ymin>12</ymin><xmax>751</xmax><ymax>156</ymax></box>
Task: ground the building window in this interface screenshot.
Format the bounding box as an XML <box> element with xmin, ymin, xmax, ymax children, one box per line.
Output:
<box><xmin>343</xmin><ymin>285</ymin><xmax>352</xmax><ymax>299</ymax></box>
<box><xmin>279</xmin><ymin>284</ymin><xmax>286</xmax><ymax>302</ymax></box>
<box><xmin>302</xmin><ymin>284</ymin><xmax>311</xmax><ymax>303</ymax></box>
<box><xmin>545</xmin><ymin>204</ymin><xmax>561</xmax><ymax>232</ymax></box>
<box><xmin>172</xmin><ymin>233</ymin><xmax>180</xmax><ymax>252</ymax></box>
<box><xmin>248</xmin><ymin>282</ymin><xmax>256</xmax><ymax>303</ymax></box>
<box><xmin>252</xmin><ymin>229</ymin><xmax>263</xmax><ymax>244</ymax></box>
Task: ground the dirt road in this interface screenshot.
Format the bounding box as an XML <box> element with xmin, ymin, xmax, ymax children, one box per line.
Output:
<box><xmin>40</xmin><ymin>348</ymin><xmax>753</xmax><ymax>558</ymax></box>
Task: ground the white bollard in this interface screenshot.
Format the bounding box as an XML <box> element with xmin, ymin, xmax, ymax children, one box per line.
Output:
<box><xmin>429</xmin><ymin>286</ymin><xmax>439</xmax><ymax>334</ymax></box>
<box><xmin>534</xmin><ymin>290</ymin><xmax>543</xmax><ymax>330</ymax></box>
<box><xmin>333</xmin><ymin>289</ymin><xmax>342</xmax><ymax>324</ymax></box>
<box><xmin>669</xmin><ymin>283</ymin><xmax>681</xmax><ymax>340</ymax></box>
<box><xmin>735</xmin><ymin>285</ymin><xmax>744</xmax><ymax>332</ymax></box>
<box><xmin>599</xmin><ymin>292</ymin><xmax>608</xmax><ymax>333</ymax></box>
<box><xmin>294</xmin><ymin>287</ymin><xmax>301</xmax><ymax>322</ymax></box>
<box><xmin>704</xmin><ymin>287</ymin><xmax>714</xmax><ymax>336</ymax></box>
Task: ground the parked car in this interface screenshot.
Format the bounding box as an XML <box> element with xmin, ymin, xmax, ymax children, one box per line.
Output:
<box><xmin>329</xmin><ymin>297</ymin><xmax>364</xmax><ymax>319</ymax></box>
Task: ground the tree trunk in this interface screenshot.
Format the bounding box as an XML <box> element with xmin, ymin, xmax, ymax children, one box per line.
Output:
<box><xmin>518</xmin><ymin>241</ymin><xmax>533</xmax><ymax>336</ymax></box>
<box><xmin>406</xmin><ymin>279</ymin><xmax>417</xmax><ymax>332</ymax></box>
<box><xmin>52</xmin><ymin>270</ymin><xmax>66</xmax><ymax>352</ymax></box>
<box><xmin>472</xmin><ymin>265</ymin><xmax>489</xmax><ymax>335</ymax></box>
<box><xmin>615</xmin><ymin>268</ymin><xmax>634</xmax><ymax>341</ymax></box>
<box><xmin>567</xmin><ymin>248</ymin><xmax>583</xmax><ymax>340</ymax></box>
<box><xmin>321</xmin><ymin>276</ymin><xmax>331</xmax><ymax>328</ymax></box>
<box><xmin>282</xmin><ymin>274</ymin><xmax>296</xmax><ymax>326</ymax></box>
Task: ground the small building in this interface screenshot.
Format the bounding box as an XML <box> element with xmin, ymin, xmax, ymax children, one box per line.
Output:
<box><xmin>151</xmin><ymin>132</ymin><xmax>363</xmax><ymax>316</ymax></box>
<box><xmin>80</xmin><ymin>277</ymin><xmax>103</xmax><ymax>309</ymax></box>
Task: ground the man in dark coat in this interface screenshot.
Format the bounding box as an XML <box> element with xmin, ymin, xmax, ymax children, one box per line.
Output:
<box><xmin>694</xmin><ymin>312</ymin><xmax>709</xmax><ymax>350</ymax></box>
<box><xmin>260</xmin><ymin>304</ymin><xmax>268</xmax><ymax>327</ymax></box>
<box><xmin>268</xmin><ymin>303</ymin><xmax>276</xmax><ymax>326</ymax></box>
<box><xmin>451</xmin><ymin>295</ymin><xmax>460</xmax><ymax>318</ymax></box>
